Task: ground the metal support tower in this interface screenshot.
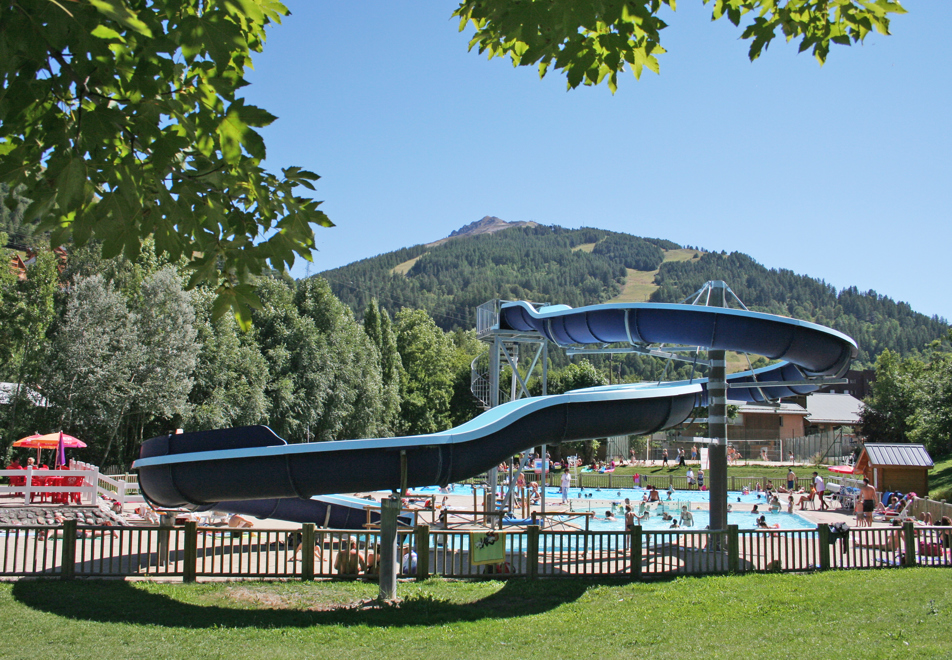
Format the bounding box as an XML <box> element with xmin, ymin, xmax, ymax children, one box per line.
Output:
<box><xmin>474</xmin><ymin>300</ymin><xmax>548</xmax><ymax>520</ymax></box>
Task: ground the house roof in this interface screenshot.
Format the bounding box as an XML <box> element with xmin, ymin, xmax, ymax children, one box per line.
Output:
<box><xmin>860</xmin><ymin>443</ymin><xmax>934</xmax><ymax>468</ymax></box>
<box><xmin>734</xmin><ymin>401</ymin><xmax>809</xmax><ymax>416</ymax></box>
<box><xmin>805</xmin><ymin>393</ymin><xmax>864</xmax><ymax>425</ymax></box>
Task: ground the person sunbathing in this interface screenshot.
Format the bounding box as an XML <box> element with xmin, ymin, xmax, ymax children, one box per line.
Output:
<box><xmin>227</xmin><ymin>514</ymin><xmax>253</xmax><ymax>528</ymax></box>
<box><xmin>797</xmin><ymin>487</ymin><xmax>817</xmax><ymax>510</ymax></box>
<box><xmin>334</xmin><ymin>539</ymin><xmax>366</xmax><ymax>575</ymax></box>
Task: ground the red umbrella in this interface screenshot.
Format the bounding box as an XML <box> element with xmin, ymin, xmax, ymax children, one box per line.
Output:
<box><xmin>827</xmin><ymin>465</ymin><xmax>858</xmax><ymax>474</ymax></box>
<box><xmin>14</xmin><ymin>432</ymin><xmax>86</xmax><ymax>464</ymax></box>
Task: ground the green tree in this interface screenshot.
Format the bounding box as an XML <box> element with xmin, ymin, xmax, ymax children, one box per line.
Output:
<box><xmin>295</xmin><ymin>278</ymin><xmax>388</xmax><ymax>441</ymax></box>
<box><xmin>0</xmin><ymin>249</ymin><xmax>58</xmax><ymax>445</ymax></box>
<box><xmin>44</xmin><ymin>274</ymin><xmax>139</xmax><ymax>463</ymax></box>
<box><xmin>454</xmin><ymin>0</ymin><xmax>906</xmax><ymax>92</ymax></box>
<box><xmin>187</xmin><ymin>291</ymin><xmax>271</xmax><ymax>431</ymax></box>
<box><xmin>0</xmin><ymin>0</ymin><xmax>331</xmax><ymax>327</ymax></box>
<box><xmin>252</xmin><ymin>276</ymin><xmax>331</xmax><ymax>442</ymax></box>
<box><xmin>448</xmin><ymin>329</ymin><xmax>484</xmax><ymax>427</ymax></box>
<box><xmin>395</xmin><ymin>308</ymin><xmax>457</xmax><ymax>436</ymax></box>
<box><xmin>907</xmin><ymin>336</ymin><xmax>952</xmax><ymax>458</ymax></box>
<box><xmin>364</xmin><ymin>300</ymin><xmax>403</xmax><ymax>437</ymax></box>
<box><xmin>118</xmin><ymin>267</ymin><xmax>200</xmax><ymax>456</ymax></box>
<box><xmin>859</xmin><ymin>349</ymin><xmax>921</xmax><ymax>445</ymax></box>
<box><xmin>42</xmin><ymin>267</ymin><xmax>200</xmax><ymax>466</ymax></box>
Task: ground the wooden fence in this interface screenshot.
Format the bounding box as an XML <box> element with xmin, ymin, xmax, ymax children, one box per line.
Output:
<box><xmin>1</xmin><ymin>521</ymin><xmax>948</xmax><ymax>582</ymax></box>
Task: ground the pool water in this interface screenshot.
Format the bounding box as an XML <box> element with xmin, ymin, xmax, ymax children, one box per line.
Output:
<box><xmin>584</xmin><ymin>509</ymin><xmax>813</xmax><ymax>532</ymax></box>
<box><xmin>412</xmin><ymin>484</ymin><xmax>815</xmax><ymax>531</ymax></box>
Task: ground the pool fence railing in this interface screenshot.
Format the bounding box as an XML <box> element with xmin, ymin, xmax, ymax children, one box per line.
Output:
<box><xmin>0</xmin><ymin>520</ymin><xmax>948</xmax><ymax>582</ymax></box>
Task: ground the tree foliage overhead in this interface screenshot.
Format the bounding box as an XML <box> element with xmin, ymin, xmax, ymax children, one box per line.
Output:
<box><xmin>454</xmin><ymin>0</ymin><xmax>906</xmax><ymax>92</ymax></box>
<box><xmin>0</xmin><ymin>0</ymin><xmax>332</xmax><ymax>327</ymax></box>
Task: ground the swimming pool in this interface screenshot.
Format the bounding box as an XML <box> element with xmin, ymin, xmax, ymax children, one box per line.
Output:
<box><xmin>412</xmin><ymin>484</ymin><xmax>815</xmax><ymax>531</ymax></box>
<box><xmin>583</xmin><ymin>509</ymin><xmax>814</xmax><ymax>532</ymax></box>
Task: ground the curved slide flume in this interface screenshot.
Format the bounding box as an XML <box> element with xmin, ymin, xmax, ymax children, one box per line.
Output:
<box><xmin>133</xmin><ymin>301</ymin><xmax>856</xmax><ymax>521</ymax></box>
<box><xmin>499</xmin><ymin>301</ymin><xmax>858</xmax><ymax>405</ymax></box>
<box><xmin>134</xmin><ymin>382</ymin><xmax>699</xmax><ymax>509</ymax></box>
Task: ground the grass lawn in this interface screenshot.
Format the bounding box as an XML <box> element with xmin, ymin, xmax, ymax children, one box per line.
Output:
<box><xmin>608</xmin><ymin>463</ymin><xmax>812</xmax><ymax>482</ymax></box>
<box><xmin>1</xmin><ymin>570</ymin><xmax>948</xmax><ymax>659</ymax></box>
<box><xmin>928</xmin><ymin>454</ymin><xmax>952</xmax><ymax>501</ymax></box>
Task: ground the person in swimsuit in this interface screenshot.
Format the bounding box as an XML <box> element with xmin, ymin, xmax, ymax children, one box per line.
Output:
<box><xmin>859</xmin><ymin>478</ymin><xmax>877</xmax><ymax>526</ymax></box>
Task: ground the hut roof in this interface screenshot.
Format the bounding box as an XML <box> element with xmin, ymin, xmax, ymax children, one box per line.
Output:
<box><xmin>859</xmin><ymin>443</ymin><xmax>934</xmax><ymax>468</ymax></box>
<box><xmin>805</xmin><ymin>393</ymin><xmax>863</xmax><ymax>425</ymax></box>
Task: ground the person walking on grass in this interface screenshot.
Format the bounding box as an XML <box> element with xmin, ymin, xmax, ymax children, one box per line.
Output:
<box><xmin>662</xmin><ymin>449</ymin><xmax>669</xmax><ymax>467</ymax></box>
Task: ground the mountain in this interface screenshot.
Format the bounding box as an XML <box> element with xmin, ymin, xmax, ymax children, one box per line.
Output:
<box><xmin>432</xmin><ymin>216</ymin><xmax>538</xmax><ymax>245</ymax></box>
<box><xmin>319</xmin><ymin>219</ymin><xmax>949</xmax><ymax>370</ymax></box>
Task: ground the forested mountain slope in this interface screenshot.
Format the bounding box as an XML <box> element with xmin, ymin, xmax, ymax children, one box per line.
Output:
<box><xmin>321</xmin><ymin>220</ymin><xmax>948</xmax><ymax>369</ymax></box>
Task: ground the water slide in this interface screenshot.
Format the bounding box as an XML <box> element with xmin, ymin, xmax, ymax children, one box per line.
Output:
<box><xmin>133</xmin><ymin>301</ymin><xmax>857</xmax><ymax>522</ymax></box>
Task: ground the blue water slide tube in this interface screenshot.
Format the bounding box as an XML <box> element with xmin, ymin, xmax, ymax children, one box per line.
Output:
<box><xmin>133</xmin><ymin>300</ymin><xmax>856</xmax><ymax>525</ymax></box>
<box><xmin>499</xmin><ymin>301</ymin><xmax>858</xmax><ymax>404</ymax></box>
<box><xmin>134</xmin><ymin>381</ymin><xmax>700</xmax><ymax>510</ymax></box>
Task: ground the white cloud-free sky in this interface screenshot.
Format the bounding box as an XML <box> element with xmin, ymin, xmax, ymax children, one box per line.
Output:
<box><xmin>244</xmin><ymin>2</ymin><xmax>951</xmax><ymax>320</ymax></box>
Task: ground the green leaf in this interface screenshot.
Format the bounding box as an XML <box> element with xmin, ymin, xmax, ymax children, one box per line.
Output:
<box><xmin>87</xmin><ymin>0</ymin><xmax>153</xmax><ymax>38</ymax></box>
<box><xmin>55</xmin><ymin>157</ymin><xmax>87</xmax><ymax>210</ymax></box>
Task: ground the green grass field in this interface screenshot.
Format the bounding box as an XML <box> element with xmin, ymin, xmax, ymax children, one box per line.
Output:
<box><xmin>928</xmin><ymin>454</ymin><xmax>952</xmax><ymax>501</ymax></box>
<box><xmin>1</xmin><ymin>570</ymin><xmax>949</xmax><ymax>659</ymax></box>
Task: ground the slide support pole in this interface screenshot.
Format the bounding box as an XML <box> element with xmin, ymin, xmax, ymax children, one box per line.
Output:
<box><xmin>378</xmin><ymin>496</ymin><xmax>400</xmax><ymax>601</ymax></box>
<box><xmin>708</xmin><ymin>281</ymin><xmax>729</xmax><ymax>535</ymax></box>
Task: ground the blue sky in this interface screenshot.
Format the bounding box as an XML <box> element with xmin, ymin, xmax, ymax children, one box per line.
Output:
<box><xmin>244</xmin><ymin>2</ymin><xmax>951</xmax><ymax>321</ymax></box>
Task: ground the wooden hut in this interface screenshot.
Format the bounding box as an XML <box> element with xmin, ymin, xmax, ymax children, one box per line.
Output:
<box><xmin>855</xmin><ymin>443</ymin><xmax>934</xmax><ymax>495</ymax></box>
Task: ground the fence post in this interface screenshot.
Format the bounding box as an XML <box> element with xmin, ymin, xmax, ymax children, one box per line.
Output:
<box><xmin>818</xmin><ymin>524</ymin><xmax>831</xmax><ymax>571</ymax></box>
<box><xmin>24</xmin><ymin>466</ymin><xmax>33</xmax><ymax>504</ymax></box>
<box><xmin>902</xmin><ymin>522</ymin><xmax>917</xmax><ymax>567</ymax></box>
<box><xmin>61</xmin><ymin>519</ymin><xmax>76</xmax><ymax>580</ymax></box>
<box><xmin>301</xmin><ymin>523</ymin><xmax>315</xmax><ymax>581</ymax></box>
<box><xmin>183</xmin><ymin>521</ymin><xmax>198</xmax><ymax>583</ymax></box>
<box><xmin>527</xmin><ymin>525</ymin><xmax>540</xmax><ymax>579</ymax></box>
<box><xmin>727</xmin><ymin>525</ymin><xmax>739</xmax><ymax>574</ymax></box>
<box><xmin>91</xmin><ymin>468</ymin><xmax>99</xmax><ymax>505</ymax></box>
<box><xmin>415</xmin><ymin>524</ymin><xmax>430</xmax><ymax>581</ymax></box>
<box><xmin>730</xmin><ymin>476</ymin><xmax>735</xmax><ymax>492</ymax></box>
<box><xmin>157</xmin><ymin>514</ymin><xmax>174</xmax><ymax>567</ymax></box>
<box><xmin>631</xmin><ymin>525</ymin><xmax>642</xmax><ymax>580</ymax></box>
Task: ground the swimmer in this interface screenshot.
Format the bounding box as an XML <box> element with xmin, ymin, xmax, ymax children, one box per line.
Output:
<box><xmin>679</xmin><ymin>505</ymin><xmax>694</xmax><ymax>528</ymax></box>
